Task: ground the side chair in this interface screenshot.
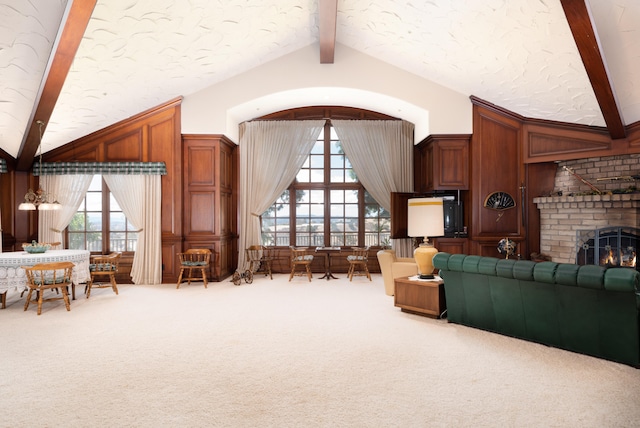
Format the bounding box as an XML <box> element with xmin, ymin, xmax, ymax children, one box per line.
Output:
<box><xmin>347</xmin><ymin>246</ymin><xmax>372</xmax><ymax>281</ymax></box>
<box><xmin>22</xmin><ymin>261</ymin><xmax>75</xmax><ymax>315</ymax></box>
<box><xmin>289</xmin><ymin>247</ymin><xmax>314</xmax><ymax>282</ymax></box>
<box><xmin>177</xmin><ymin>248</ymin><xmax>211</xmax><ymax>288</ymax></box>
<box><xmin>86</xmin><ymin>252</ymin><xmax>122</xmax><ymax>298</ymax></box>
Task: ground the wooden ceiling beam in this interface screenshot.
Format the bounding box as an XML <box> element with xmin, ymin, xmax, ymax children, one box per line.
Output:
<box><xmin>319</xmin><ymin>0</ymin><xmax>338</xmax><ymax>64</ymax></box>
<box><xmin>560</xmin><ymin>0</ymin><xmax>626</xmax><ymax>140</ymax></box>
<box><xmin>16</xmin><ymin>0</ymin><xmax>97</xmax><ymax>171</ymax></box>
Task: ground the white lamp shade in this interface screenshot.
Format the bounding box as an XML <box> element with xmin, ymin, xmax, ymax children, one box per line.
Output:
<box><xmin>407</xmin><ymin>197</ymin><xmax>445</xmax><ymax>238</ymax></box>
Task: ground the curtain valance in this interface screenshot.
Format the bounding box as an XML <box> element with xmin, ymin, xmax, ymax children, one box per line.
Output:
<box><xmin>0</xmin><ymin>159</ymin><xmax>7</xmax><ymax>173</ymax></box>
<box><xmin>34</xmin><ymin>162</ymin><xmax>167</xmax><ymax>176</ymax></box>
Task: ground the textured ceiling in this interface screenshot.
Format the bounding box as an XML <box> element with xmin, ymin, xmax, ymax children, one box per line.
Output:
<box><xmin>1</xmin><ymin>0</ymin><xmax>640</xmax><ymax>158</ymax></box>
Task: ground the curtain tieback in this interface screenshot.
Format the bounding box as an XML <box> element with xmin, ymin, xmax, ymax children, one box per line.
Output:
<box><xmin>250</xmin><ymin>212</ymin><xmax>261</xmax><ymax>217</ymax></box>
<box><xmin>50</xmin><ymin>228</ymin><xmax>61</xmax><ymax>233</ymax></box>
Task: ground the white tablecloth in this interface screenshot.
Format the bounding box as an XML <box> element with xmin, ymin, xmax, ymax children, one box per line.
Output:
<box><xmin>0</xmin><ymin>250</ymin><xmax>91</xmax><ymax>293</ymax></box>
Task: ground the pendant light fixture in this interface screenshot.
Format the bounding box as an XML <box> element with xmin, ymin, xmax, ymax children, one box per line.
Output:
<box><xmin>18</xmin><ymin>121</ymin><xmax>61</xmax><ymax>211</ymax></box>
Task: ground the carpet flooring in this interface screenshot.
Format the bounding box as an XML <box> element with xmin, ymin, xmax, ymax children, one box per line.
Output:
<box><xmin>1</xmin><ymin>273</ymin><xmax>639</xmax><ymax>427</ymax></box>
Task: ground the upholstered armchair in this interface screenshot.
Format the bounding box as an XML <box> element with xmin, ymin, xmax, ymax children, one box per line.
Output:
<box><xmin>376</xmin><ymin>250</ymin><xmax>418</xmax><ymax>296</ymax></box>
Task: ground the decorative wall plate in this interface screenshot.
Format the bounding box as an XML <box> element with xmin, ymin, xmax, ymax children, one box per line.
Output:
<box><xmin>483</xmin><ymin>191</ymin><xmax>515</xmax><ymax>210</ymax></box>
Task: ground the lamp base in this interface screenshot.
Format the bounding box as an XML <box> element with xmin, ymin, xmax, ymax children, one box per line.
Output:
<box><xmin>414</xmin><ymin>240</ymin><xmax>438</xmax><ymax>279</ymax></box>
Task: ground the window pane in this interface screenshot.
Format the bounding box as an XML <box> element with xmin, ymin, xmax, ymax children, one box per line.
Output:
<box><xmin>87</xmin><ymin>213</ymin><xmax>102</xmax><ymax>232</ymax></box>
<box><xmin>310</xmin><ymin>169</ymin><xmax>323</xmax><ymax>182</ymax></box>
<box><xmin>110</xmin><ymin>212</ymin><xmax>126</xmax><ymax>231</ymax></box>
<box><xmin>330</xmin><ymin>169</ymin><xmax>344</xmax><ymax>183</ymax></box>
<box><xmin>296</xmin><ymin>169</ymin><xmax>309</xmax><ymax>183</ymax></box>
<box><xmin>310</xmin><ymin>190</ymin><xmax>324</xmax><ymax>203</ymax></box>
<box><xmin>87</xmin><ymin>232</ymin><xmax>102</xmax><ymax>252</ymax></box>
<box><xmin>330</xmin><ymin>154</ymin><xmax>344</xmax><ymax>168</ymax></box>
<box><xmin>110</xmin><ymin>194</ymin><xmax>121</xmax><ymax>211</ymax></box>
<box><xmin>86</xmin><ymin>193</ymin><xmax>102</xmax><ymax>211</ymax></box>
<box><xmin>345</xmin><ymin>204</ymin><xmax>358</xmax><ymax>217</ymax></box>
<box><xmin>310</xmin><ymin>155</ymin><xmax>324</xmax><ymax>168</ymax></box>
<box><xmin>69</xmin><ymin>213</ymin><xmax>85</xmax><ymax>231</ymax></box>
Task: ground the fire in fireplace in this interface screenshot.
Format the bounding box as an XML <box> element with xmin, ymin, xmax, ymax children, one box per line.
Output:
<box><xmin>576</xmin><ymin>227</ymin><xmax>638</xmax><ymax>270</ymax></box>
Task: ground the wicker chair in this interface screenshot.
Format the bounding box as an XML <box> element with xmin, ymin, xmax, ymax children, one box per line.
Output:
<box><xmin>177</xmin><ymin>249</ymin><xmax>211</xmax><ymax>288</ymax></box>
<box><xmin>86</xmin><ymin>252</ymin><xmax>121</xmax><ymax>298</ymax></box>
<box><xmin>22</xmin><ymin>261</ymin><xmax>74</xmax><ymax>315</ymax></box>
<box><xmin>289</xmin><ymin>247</ymin><xmax>314</xmax><ymax>282</ymax></box>
<box><xmin>347</xmin><ymin>246</ymin><xmax>371</xmax><ymax>281</ymax></box>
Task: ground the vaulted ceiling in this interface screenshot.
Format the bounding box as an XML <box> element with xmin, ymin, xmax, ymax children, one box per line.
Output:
<box><xmin>2</xmin><ymin>0</ymin><xmax>639</xmax><ymax>170</ymax></box>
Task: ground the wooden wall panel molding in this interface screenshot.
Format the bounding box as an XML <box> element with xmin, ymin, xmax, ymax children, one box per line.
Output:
<box><xmin>43</xmin><ymin>97</ymin><xmax>182</xmax><ymax>162</ymax></box>
<box><xmin>525</xmin><ymin>129</ymin><xmax>610</xmax><ymax>161</ymax></box>
<box><xmin>104</xmin><ymin>129</ymin><xmax>144</xmax><ymax>161</ymax></box>
<box><xmin>187</xmin><ymin>192</ymin><xmax>217</xmax><ymax>235</ymax></box>
<box><xmin>627</xmin><ymin>121</ymin><xmax>640</xmax><ymax>148</ymax></box>
<box><xmin>186</xmin><ymin>146</ymin><xmax>216</xmax><ymax>187</ymax></box>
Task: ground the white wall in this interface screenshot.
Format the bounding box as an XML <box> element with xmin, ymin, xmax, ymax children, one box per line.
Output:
<box><xmin>182</xmin><ymin>43</ymin><xmax>472</xmax><ymax>143</ymax></box>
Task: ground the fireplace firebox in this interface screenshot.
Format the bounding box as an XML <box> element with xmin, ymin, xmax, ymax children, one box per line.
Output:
<box><xmin>576</xmin><ymin>227</ymin><xmax>638</xmax><ymax>271</ymax></box>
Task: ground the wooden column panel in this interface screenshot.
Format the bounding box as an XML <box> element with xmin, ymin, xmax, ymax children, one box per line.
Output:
<box><xmin>470</xmin><ymin>101</ymin><xmax>524</xmax><ymax>245</ymax></box>
<box><xmin>182</xmin><ymin>134</ymin><xmax>237</xmax><ymax>281</ymax></box>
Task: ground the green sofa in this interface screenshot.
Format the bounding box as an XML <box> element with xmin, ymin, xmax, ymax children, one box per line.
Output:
<box><xmin>432</xmin><ymin>253</ymin><xmax>640</xmax><ymax>367</ymax></box>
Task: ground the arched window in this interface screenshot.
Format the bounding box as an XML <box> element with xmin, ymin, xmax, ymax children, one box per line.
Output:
<box><xmin>259</xmin><ymin>107</ymin><xmax>397</xmax><ymax>248</ymax></box>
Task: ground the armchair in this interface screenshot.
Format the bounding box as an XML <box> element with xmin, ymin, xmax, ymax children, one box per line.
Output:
<box><xmin>376</xmin><ymin>249</ymin><xmax>418</xmax><ymax>296</ymax></box>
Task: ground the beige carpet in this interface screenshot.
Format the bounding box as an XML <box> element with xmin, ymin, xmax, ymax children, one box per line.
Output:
<box><xmin>1</xmin><ymin>273</ymin><xmax>639</xmax><ymax>428</ymax></box>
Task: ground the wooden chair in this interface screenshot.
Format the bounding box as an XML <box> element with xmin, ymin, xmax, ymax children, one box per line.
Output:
<box><xmin>347</xmin><ymin>247</ymin><xmax>371</xmax><ymax>281</ymax></box>
<box><xmin>289</xmin><ymin>247</ymin><xmax>314</xmax><ymax>282</ymax></box>
<box><xmin>245</xmin><ymin>245</ymin><xmax>275</xmax><ymax>280</ymax></box>
<box><xmin>177</xmin><ymin>249</ymin><xmax>211</xmax><ymax>288</ymax></box>
<box><xmin>86</xmin><ymin>252</ymin><xmax>121</xmax><ymax>298</ymax></box>
<box><xmin>22</xmin><ymin>261</ymin><xmax>74</xmax><ymax>315</ymax></box>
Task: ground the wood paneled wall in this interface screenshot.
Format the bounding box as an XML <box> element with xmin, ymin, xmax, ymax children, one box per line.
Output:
<box><xmin>38</xmin><ymin>98</ymin><xmax>185</xmax><ymax>283</ymax></box>
<box><xmin>469</xmin><ymin>96</ymin><xmax>640</xmax><ymax>259</ymax></box>
<box><xmin>181</xmin><ymin>134</ymin><xmax>238</xmax><ymax>280</ymax></box>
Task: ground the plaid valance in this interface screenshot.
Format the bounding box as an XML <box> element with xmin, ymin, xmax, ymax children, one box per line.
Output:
<box><xmin>0</xmin><ymin>159</ymin><xmax>6</xmax><ymax>173</ymax></box>
<box><xmin>34</xmin><ymin>162</ymin><xmax>167</xmax><ymax>176</ymax></box>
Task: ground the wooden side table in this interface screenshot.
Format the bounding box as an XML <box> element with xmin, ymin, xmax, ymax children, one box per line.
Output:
<box><xmin>394</xmin><ymin>276</ymin><xmax>446</xmax><ymax>319</ymax></box>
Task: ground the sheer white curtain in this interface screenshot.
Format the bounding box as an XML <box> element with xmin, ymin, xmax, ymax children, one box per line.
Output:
<box><xmin>238</xmin><ymin>120</ymin><xmax>325</xmax><ymax>271</ymax></box>
<box><xmin>38</xmin><ymin>174</ymin><xmax>94</xmax><ymax>246</ymax></box>
<box><xmin>103</xmin><ymin>175</ymin><xmax>162</xmax><ymax>285</ymax></box>
<box><xmin>332</xmin><ymin>120</ymin><xmax>415</xmax><ymax>257</ymax></box>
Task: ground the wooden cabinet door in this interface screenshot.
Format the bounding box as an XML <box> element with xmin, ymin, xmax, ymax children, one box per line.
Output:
<box><xmin>415</xmin><ymin>135</ymin><xmax>470</xmax><ymax>191</ymax></box>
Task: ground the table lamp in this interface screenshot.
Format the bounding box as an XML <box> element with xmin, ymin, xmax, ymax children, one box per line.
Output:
<box><xmin>407</xmin><ymin>197</ymin><xmax>445</xmax><ymax>279</ymax></box>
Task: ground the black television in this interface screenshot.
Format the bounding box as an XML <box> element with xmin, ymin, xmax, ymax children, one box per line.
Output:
<box><xmin>443</xmin><ymin>197</ymin><xmax>465</xmax><ymax>237</ymax></box>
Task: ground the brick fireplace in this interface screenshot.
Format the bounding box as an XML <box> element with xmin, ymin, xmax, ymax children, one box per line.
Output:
<box><xmin>533</xmin><ymin>154</ymin><xmax>640</xmax><ymax>265</ymax></box>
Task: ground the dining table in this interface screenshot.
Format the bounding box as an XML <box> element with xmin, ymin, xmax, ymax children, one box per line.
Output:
<box><xmin>0</xmin><ymin>249</ymin><xmax>91</xmax><ymax>308</ymax></box>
